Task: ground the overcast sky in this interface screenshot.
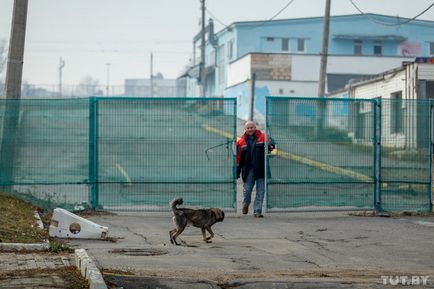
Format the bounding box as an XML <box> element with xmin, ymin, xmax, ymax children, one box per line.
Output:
<box><xmin>1</xmin><ymin>0</ymin><xmax>434</xmax><ymax>86</ymax></box>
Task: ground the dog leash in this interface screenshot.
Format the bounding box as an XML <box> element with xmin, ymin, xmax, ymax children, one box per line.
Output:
<box><xmin>204</xmin><ymin>139</ymin><xmax>234</xmax><ymax>161</ymax></box>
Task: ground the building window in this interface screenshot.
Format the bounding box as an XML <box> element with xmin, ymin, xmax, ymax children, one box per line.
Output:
<box><xmin>281</xmin><ymin>38</ymin><xmax>289</xmax><ymax>51</ymax></box>
<box><xmin>374</xmin><ymin>40</ymin><xmax>383</xmax><ymax>56</ymax></box>
<box><xmin>279</xmin><ymin>88</ymin><xmax>284</xmax><ymax>95</ymax></box>
<box><xmin>354</xmin><ymin>40</ymin><xmax>362</xmax><ymax>55</ymax></box>
<box><xmin>297</xmin><ymin>38</ymin><xmax>305</xmax><ymax>52</ymax></box>
<box><xmin>390</xmin><ymin>91</ymin><xmax>404</xmax><ymax>134</ymax></box>
<box><xmin>266</xmin><ymin>37</ymin><xmax>275</xmax><ymax>42</ymax></box>
<box><xmin>430</xmin><ymin>42</ymin><xmax>434</xmax><ymax>55</ymax></box>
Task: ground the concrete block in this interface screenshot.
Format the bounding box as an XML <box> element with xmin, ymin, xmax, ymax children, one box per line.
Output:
<box><xmin>49</xmin><ymin>208</ymin><xmax>108</xmax><ymax>239</ymax></box>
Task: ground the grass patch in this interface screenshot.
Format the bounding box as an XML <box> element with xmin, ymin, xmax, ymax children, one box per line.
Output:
<box><xmin>0</xmin><ymin>193</ymin><xmax>89</xmax><ymax>288</ymax></box>
<box><xmin>0</xmin><ymin>192</ymin><xmax>48</xmax><ymax>243</ymax></box>
<box><xmin>49</xmin><ymin>239</ymin><xmax>74</xmax><ymax>253</ymax></box>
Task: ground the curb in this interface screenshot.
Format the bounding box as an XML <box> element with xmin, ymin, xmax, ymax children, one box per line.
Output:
<box><xmin>75</xmin><ymin>248</ymin><xmax>108</xmax><ymax>289</ymax></box>
<box><xmin>0</xmin><ymin>240</ymin><xmax>49</xmax><ymax>251</ymax></box>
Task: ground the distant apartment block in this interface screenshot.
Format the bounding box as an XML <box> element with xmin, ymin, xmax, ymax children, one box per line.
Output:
<box><xmin>125</xmin><ymin>74</ymin><xmax>177</xmax><ymax>97</ymax></box>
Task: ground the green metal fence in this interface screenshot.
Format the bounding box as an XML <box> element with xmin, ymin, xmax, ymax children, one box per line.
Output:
<box><xmin>1</xmin><ymin>96</ymin><xmax>431</xmax><ymax>213</ymax></box>
<box><xmin>0</xmin><ymin>97</ymin><xmax>237</xmax><ymax>211</ymax></box>
<box><xmin>266</xmin><ymin>96</ymin><xmax>432</xmax><ymax>212</ymax></box>
<box><xmin>379</xmin><ymin>99</ymin><xmax>432</xmax><ymax>212</ymax></box>
<box><xmin>0</xmin><ymin>99</ymin><xmax>89</xmax><ymax>210</ymax></box>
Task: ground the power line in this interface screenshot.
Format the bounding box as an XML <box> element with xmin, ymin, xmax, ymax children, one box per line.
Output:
<box><xmin>349</xmin><ymin>0</ymin><xmax>434</xmax><ymax>26</ymax></box>
<box><xmin>205</xmin><ymin>7</ymin><xmax>230</xmax><ymax>29</ymax></box>
<box><xmin>206</xmin><ymin>0</ymin><xmax>295</xmax><ymax>30</ymax></box>
<box><xmin>246</xmin><ymin>0</ymin><xmax>297</xmax><ymax>30</ymax></box>
<box><xmin>207</xmin><ymin>0</ymin><xmax>297</xmax><ymax>31</ymax></box>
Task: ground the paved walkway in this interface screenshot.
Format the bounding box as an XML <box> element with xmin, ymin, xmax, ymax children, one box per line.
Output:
<box><xmin>0</xmin><ymin>252</ymin><xmax>76</xmax><ymax>289</ymax></box>
<box><xmin>0</xmin><ymin>252</ymin><xmax>74</xmax><ymax>272</ymax></box>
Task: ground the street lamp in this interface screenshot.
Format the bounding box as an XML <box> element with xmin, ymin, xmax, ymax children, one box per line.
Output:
<box><xmin>105</xmin><ymin>63</ymin><xmax>111</xmax><ymax>96</ymax></box>
<box><xmin>58</xmin><ymin>58</ymin><xmax>65</xmax><ymax>97</ymax></box>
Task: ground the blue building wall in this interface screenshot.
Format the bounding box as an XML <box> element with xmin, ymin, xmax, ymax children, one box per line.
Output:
<box><xmin>195</xmin><ymin>14</ymin><xmax>434</xmax><ymax>100</ymax></box>
<box><xmin>224</xmin><ymin>82</ymin><xmax>250</xmax><ymax>120</ymax></box>
<box><xmin>236</xmin><ymin>19</ymin><xmax>323</xmax><ymax>55</ymax></box>
<box><xmin>231</xmin><ymin>14</ymin><xmax>434</xmax><ymax>57</ymax></box>
<box><xmin>224</xmin><ymin>81</ymin><xmax>270</xmax><ymax>122</ymax></box>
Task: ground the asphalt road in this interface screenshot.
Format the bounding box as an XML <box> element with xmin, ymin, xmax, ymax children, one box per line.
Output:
<box><xmin>68</xmin><ymin>211</ymin><xmax>434</xmax><ymax>288</ymax></box>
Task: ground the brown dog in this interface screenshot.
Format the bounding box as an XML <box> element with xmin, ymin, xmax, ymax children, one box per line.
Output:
<box><xmin>169</xmin><ymin>197</ymin><xmax>224</xmax><ymax>245</ymax></box>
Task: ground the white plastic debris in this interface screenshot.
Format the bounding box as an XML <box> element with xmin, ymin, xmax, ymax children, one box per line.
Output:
<box><xmin>73</xmin><ymin>205</ymin><xmax>86</xmax><ymax>212</ymax></box>
<box><xmin>49</xmin><ymin>208</ymin><xmax>108</xmax><ymax>239</ymax></box>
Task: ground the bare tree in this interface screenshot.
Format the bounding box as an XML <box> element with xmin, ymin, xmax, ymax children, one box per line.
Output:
<box><xmin>0</xmin><ymin>39</ymin><xmax>6</xmax><ymax>75</ymax></box>
<box><xmin>77</xmin><ymin>75</ymin><xmax>102</xmax><ymax>97</ymax></box>
<box><xmin>0</xmin><ymin>39</ymin><xmax>7</xmax><ymax>94</ymax></box>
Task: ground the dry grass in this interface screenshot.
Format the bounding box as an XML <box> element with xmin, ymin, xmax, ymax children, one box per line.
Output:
<box><xmin>0</xmin><ymin>192</ymin><xmax>48</xmax><ymax>243</ymax></box>
<box><xmin>0</xmin><ymin>193</ymin><xmax>90</xmax><ymax>288</ymax></box>
<box><xmin>0</xmin><ymin>267</ymin><xmax>89</xmax><ymax>289</ymax></box>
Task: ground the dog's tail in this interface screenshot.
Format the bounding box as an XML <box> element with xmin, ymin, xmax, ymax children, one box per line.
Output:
<box><xmin>170</xmin><ymin>197</ymin><xmax>183</xmax><ymax>213</ymax></box>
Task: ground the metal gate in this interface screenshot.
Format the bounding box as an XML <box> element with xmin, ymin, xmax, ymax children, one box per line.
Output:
<box><xmin>265</xmin><ymin>97</ymin><xmax>432</xmax><ymax>212</ymax></box>
<box><xmin>90</xmin><ymin>97</ymin><xmax>237</xmax><ymax>211</ymax></box>
<box><xmin>0</xmin><ymin>97</ymin><xmax>237</xmax><ymax>212</ymax></box>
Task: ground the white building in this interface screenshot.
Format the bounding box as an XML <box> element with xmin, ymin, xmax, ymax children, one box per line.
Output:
<box><xmin>124</xmin><ymin>74</ymin><xmax>177</xmax><ymax>97</ymax></box>
<box><xmin>225</xmin><ymin>52</ymin><xmax>412</xmax><ymax>122</ymax></box>
<box><xmin>328</xmin><ymin>58</ymin><xmax>434</xmax><ymax>148</ymax></box>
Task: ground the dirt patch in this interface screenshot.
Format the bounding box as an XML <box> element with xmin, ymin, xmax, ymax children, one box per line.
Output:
<box><xmin>349</xmin><ymin>211</ymin><xmax>434</xmax><ymax>218</ymax></box>
<box><xmin>77</xmin><ymin>209</ymin><xmax>117</xmax><ymax>217</ymax></box>
<box><xmin>125</xmin><ymin>267</ymin><xmax>434</xmax><ymax>284</ymax></box>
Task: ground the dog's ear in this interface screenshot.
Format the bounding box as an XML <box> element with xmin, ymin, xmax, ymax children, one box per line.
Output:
<box><xmin>213</xmin><ymin>209</ymin><xmax>224</xmax><ymax>221</ymax></box>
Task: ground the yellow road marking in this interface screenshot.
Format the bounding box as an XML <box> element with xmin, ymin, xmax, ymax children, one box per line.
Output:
<box><xmin>202</xmin><ymin>124</ymin><xmax>236</xmax><ymax>139</ymax></box>
<box><xmin>271</xmin><ymin>149</ymin><xmax>373</xmax><ymax>182</ymax></box>
<box><xmin>203</xmin><ymin>125</ymin><xmax>373</xmax><ymax>183</ymax></box>
<box><xmin>116</xmin><ymin>163</ymin><xmax>132</xmax><ymax>186</ymax></box>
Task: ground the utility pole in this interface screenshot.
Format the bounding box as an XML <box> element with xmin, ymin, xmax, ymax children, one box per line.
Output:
<box><xmin>316</xmin><ymin>0</ymin><xmax>331</xmax><ymax>138</ymax></box>
<box><xmin>200</xmin><ymin>0</ymin><xmax>206</xmax><ymax>97</ymax></box>
<box><xmin>3</xmin><ymin>0</ymin><xmax>28</xmax><ymax>100</ymax></box>
<box><xmin>150</xmin><ymin>52</ymin><xmax>153</xmax><ymax>96</ymax></box>
<box><xmin>105</xmin><ymin>62</ymin><xmax>110</xmax><ymax>96</ymax></box>
<box><xmin>58</xmin><ymin>57</ymin><xmax>65</xmax><ymax>97</ymax></box>
<box><xmin>318</xmin><ymin>0</ymin><xmax>331</xmax><ymax>97</ymax></box>
<box><xmin>0</xmin><ymin>0</ymin><xmax>29</xmax><ymax>189</ymax></box>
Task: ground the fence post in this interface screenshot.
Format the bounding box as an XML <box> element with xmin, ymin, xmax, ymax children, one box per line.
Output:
<box><xmin>88</xmin><ymin>97</ymin><xmax>99</xmax><ymax>209</ymax></box>
<box><xmin>264</xmin><ymin>97</ymin><xmax>269</xmax><ymax>213</ymax></box>
<box><xmin>374</xmin><ymin>98</ymin><xmax>382</xmax><ymax>212</ymax></box>
<box><xmin>232</xmin><ymin>98</ymin><xmax>238</xmax><ymax>210</ymax></box>
<box><xmin>430</xmin><ymin>101</ymin><xmax>433</xmax><ymax>212</ymax></box>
